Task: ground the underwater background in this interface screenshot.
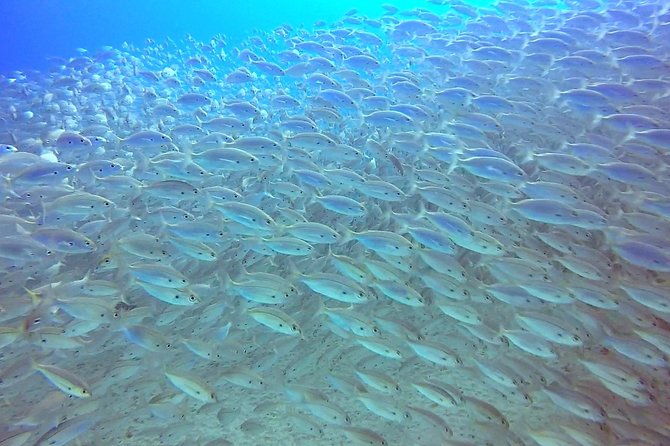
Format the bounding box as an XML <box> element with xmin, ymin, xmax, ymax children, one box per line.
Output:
<box><xmin>1</xmin><ymin>0</ymin><xmax>493</xmax><ymax>74</ymax></box>
<box><xmin>1</xmin><ymin>0</ymin><xmax>670</xmax><ymax>445</ymax></box>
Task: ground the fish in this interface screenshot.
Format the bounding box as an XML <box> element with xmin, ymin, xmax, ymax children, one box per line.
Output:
<box><xmin>127</xmin><ymin>262</ymin><xmax>190</xmax><ymax>288</ymax></box>
<box><xmin>372</xmin><ymin>280</ymin><xmax>425</xmax><ymax>307</ymax></box>
<box><xmin>32</xmin><ymin>361</ymin><xmax>92</xmax><ymax>398</ymax></box>
<box><xmin>165</xmin><ymin>370</ymin><xmax>217</xmax><ymax>402</ymax></box>
<box><xmin>321</xmin><ymin>306</ymin><xmax>380</xmax><ymax>338</ymax></box>
<box><xmin>1</xmin><ymin>1</ymin><xmax>670</xmax><ymax>444</ymax></box>
<box><xmin>340</xmin><ymin>427</ymin><xmax>388</xmax><ymax>446</ymax></box>
<box><xmin>354</xmin><ymin>368</ymin><xmax>400</xmax><ymax>394</ymax></box>
<box><xmin>300</xmin><ymin>272</ymin><xmax>368</xmax><ymax>304</ymax></box>
<box><xmin>339</xmin><ymin>227</ymin><xmax>415</xmax><ymax>256</ymax></box>
<box><xmin>247</xmin><ymin>306</ymin><xmax>303</xmax><ymax>337</ymax></box>
<box><xmin>300</xmin><ymin>400</ymin><xmax>351</xmax><ymax>426</ymax></box>
<box><xmin>356</xmin><ymin>394</ymin><xmax>411</xmax><ymax>422</ymax></box>
<box><xmin>34</xmin><ymin>414</ymin><xmax>97</xmax><ymax>446</ymax></box>
<box><xmin>119</xmin><ymin>130</ymin><xmax>172</xmax><ymax>147</ymax></box>
<box><xmin>135</xmin><ymin>281</ymin><xmax>200</xmax><ymax>306</ymax></box>
<box><xmin>412</xmin><ymin>380</ymin><xmax>461</xmax><ymax>409</ymax></box>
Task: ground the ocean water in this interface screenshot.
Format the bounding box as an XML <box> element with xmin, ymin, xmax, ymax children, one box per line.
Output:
<box><xmin>1</xmin><ymin>0</ymin><xmax>670</xmax><ymax>445</ymax></box>
<box><xmin>0</xmin><ymin>0</ymin><xmax>493</xmax><ymax>74</ymax></box>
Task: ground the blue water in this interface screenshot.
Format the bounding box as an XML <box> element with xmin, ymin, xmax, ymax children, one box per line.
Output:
<box><xmin>0</xmin><ymin>0</ymin><xmax>493</xmax><ymax>74</ymax></box>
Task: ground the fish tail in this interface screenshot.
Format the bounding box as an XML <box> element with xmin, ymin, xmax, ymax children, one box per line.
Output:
<box><xmin>334</xmin><ymin>222</ymin><xmax>353</xmax><ymax>245</ymax></box>
<box><xmin>4</xmin><ymin>176</ymin><xmax>21</xmax><ymax>199</ymax></box>
<box><xmin>215</xmin><ymin>270</ymin><xmax>232</xmax><ymax>291</ymax></box>
<box><xmin>445</xmin><ymin>155</ymin><xmax>459</xmax><ymax>175</ymax></box>
<box><xmin>283</xmin><ymin>258</ymin><xmax>302</xmax><ymax>282</ymax></box>
<box><xmin>109</xmin><ymin>133</ymin><xmax>123</xmax><ymax>150</ymax></box>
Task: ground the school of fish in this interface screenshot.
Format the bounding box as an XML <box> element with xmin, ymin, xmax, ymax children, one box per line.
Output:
<box><xmin>1</xmin><ymin>0</ymin><xmax>670</xmax><ymax>444</ymax></box>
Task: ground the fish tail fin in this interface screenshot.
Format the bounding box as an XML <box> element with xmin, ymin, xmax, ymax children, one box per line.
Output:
<box><xmin>256</xmin><ymin>172</ymin><xmax>276</xmax><ymax>199</ymax></box>
<box><xmin>154</xmin><ymin>218</ymin><xmax>172</xmax><ymax>242</ymax></box>
<box><xmin>313</xmin><ymin>296</ymin><xmax>329</xmax><ymax>319</ymax></box>
<box><xmin>24</xmin><ymin>285</ymin><xmax>46</xmax><ymax>306</ymax></box>
<box><xmin>38</xmin><ymin>195</ymin><xmax>50</xmax><ymax>226</ymax></box>
<box><xmin>215</xmin><ymin>269</ymin><xmax>233</xmax><ymax>291</ymax></box>
<box><xmin>4</xmin><ymin>176</ymin><xmax>22</xmax><ymax>200</ymax></box>
<box><xmin>194</xmin><ymin>111</ymin><xmax>205</xmax><ymax>126</ymax></box>
<box><xmin>405</xmin><ymin>176</ymin><xmax>419</xmax><ymax>197</ymax></box>
<box><xmin>620</xmin><ymin>128</ymin><xmax>638</xmax><ymax>144</ymax></box>
<box><xmin>30</xmin><ymin>356</ymin><xmax>40</xmax><ymax>371</ymax></box>
<box><xmin>446</xmin><ymin>157</ymin><xmax>459</xmax><ymax>175</ymax></box>
<box><xmin>14</xmin><ymin>222</ymin><xmax>31</xmax><ymax>237</ymax></box>
<box><xmin>298</xmin><ymin>251</ymin><xmax>328</xmax><ymax>271</ymax></box>
<box><xmin>109</xmin><ymin>133</ymin><xmax>123</xmax><ymax>150</ymax></box>
<box><xmin>214</xmin><ymin>321</ymin><xmax>232</xmax><ymax>342</ymax></box>
<box><xmin>113</xmin><ymin>258</ymin><xmax>133</xmax><ymax>290</ymax></box>
<box><xmin>416</xmin><ymin>200</ymin><xmax>427</xmax><ymax>220</ymax></box>
<box><xmin>334</xmin><ymin>222</ymin><xmax>353</xmax><ymax>245</ymax></box>
<box><xmin>591</xmin><ymin>112</ymin><xmax>604</xmax><ymax>129</ymax></box>
<box><xmin>494</xmin><ymin>325</ymin><xmax>508</xmax><ymax>344</ymax></box>
<box><xmin>284</xmin><ymin>258</ymin><xmax>301</xmax><ymax>282</ymax></box>
<box><xmin>179</xmin><ymin>141</ymin><xmax>195</xmax><ymax>163</ymax></box>
<box><xmin>404</xmin><ymin>161</ymin><xmax>417</xmax><ymax>183</ymax></box>
<box><xmin>617</xmin><ymin>189</ymin><xmax>647</xmax><ymax>212</ymax></box>
<box><xmin>20</xmin><ymin>285</ymin><xmax>57</xmax><ymax>334</ymax></box>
